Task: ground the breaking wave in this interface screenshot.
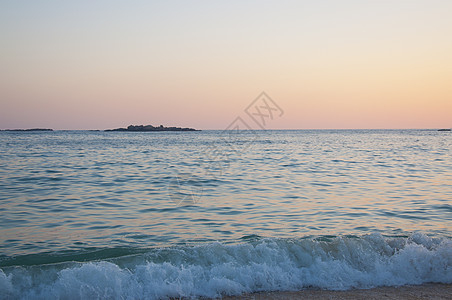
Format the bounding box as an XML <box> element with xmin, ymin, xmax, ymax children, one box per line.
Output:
<box><xmin>1</xmin><ymin>233</ymin><xmax>451</xmax><ymax>299</ymax></box>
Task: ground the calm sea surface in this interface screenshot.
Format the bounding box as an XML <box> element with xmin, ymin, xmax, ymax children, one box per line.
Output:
<box><xmin>0</xmin><ymin>130</ymin><xmax>451</xmax><ymax>298</ymax></box>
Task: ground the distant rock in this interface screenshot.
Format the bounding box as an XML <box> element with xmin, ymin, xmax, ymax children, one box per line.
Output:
<box><xmin>438</xmin><ymin>128</ymin><xmax>451</xmax><ymax>131</ymax></box>
<box><xmin>105</xmin><ymin>124</ymin><xmax>199</xmax><ymax>132</ymax></box>
<box><xmin>2</xmin><ymin>128</ymin><xmax>53</xmax><ymax>132</ymax></box>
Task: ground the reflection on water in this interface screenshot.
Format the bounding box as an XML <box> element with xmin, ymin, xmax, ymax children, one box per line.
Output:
<box><xmin>0</xmin><ymin>130</ymin><xmax>451</xmax><ymax>255</ymax></box>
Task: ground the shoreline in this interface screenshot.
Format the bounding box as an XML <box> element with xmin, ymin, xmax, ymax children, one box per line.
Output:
<box><xmin>222</xmin><ymin>283</ymin><xmax>452</xmax><ymax>299</ymax></box>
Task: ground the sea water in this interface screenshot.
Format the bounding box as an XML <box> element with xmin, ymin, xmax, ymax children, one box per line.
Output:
<box><xmin>0</xmin><ymin>130</ymin><xmax>451</xmax><ymax>299</ymax></box>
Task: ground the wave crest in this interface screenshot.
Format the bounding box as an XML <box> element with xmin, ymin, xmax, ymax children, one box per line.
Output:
<box><xmin>1</xmin><ymin>233</ymin><xmax>451</xmax><ymax>299</ymax></box>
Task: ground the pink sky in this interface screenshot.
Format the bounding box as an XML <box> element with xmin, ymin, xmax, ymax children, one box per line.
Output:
<box><xmin>1</xmin><ymin>1</ymin><xmax>451</xmax><ymax>130</ymax></box>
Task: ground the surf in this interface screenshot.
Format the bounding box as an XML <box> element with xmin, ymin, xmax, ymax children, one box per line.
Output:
<box><xmin>1</xmin><ymin>233</ymin><xmax>451</xmax><ymax>299</ymax></box>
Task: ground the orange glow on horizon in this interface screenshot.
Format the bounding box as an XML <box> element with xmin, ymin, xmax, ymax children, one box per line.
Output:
<box><xmin>1</xmin><ymin>1</ymin><xmax>451</xmax><ymax>130</ymax></box>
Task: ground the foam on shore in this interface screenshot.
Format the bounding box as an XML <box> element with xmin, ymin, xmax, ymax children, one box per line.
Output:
<box><xmin>1</xmin><ymin>233</ymin><xmax>451</xmax><ymax>299</ymax></box>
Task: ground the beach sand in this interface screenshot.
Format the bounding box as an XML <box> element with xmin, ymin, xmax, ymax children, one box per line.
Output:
<box><xmin>223</xmin><ymin>283</ymin><xmax>452</xmax><ymax>299</ymax></box>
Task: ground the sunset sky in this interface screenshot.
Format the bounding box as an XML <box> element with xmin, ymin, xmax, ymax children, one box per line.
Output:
<box><xmin>1</xmin><ymin>1</ymin><xmax>451</xmax><ymax>130</ymax></box>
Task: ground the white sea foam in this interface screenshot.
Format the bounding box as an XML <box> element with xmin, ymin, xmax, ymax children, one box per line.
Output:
<box><xmin>1</xmin><ymin>233</ymin><xmax>451</xmax><ymax>299</ymax></box>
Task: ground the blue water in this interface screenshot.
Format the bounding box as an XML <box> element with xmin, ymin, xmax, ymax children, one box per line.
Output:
<box><xmin>0</xmin><ymin>130</ymin><xmax>451</xmax><ymax>298</ymax></box>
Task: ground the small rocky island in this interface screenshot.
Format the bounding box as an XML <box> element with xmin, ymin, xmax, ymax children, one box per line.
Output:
<box><xmin>438</xmin><ymin>128</ymin><xmax>451</xmax><ymax>131</ymax></box>
<box><xmin>105</xmin><ymin>124</ymin><xmax>199</xmax><ymax>132</ymax></box>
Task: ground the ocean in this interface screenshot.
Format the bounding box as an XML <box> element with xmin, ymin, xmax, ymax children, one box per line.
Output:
<box><xmin>0</xmin><ymin>129</ymin><xmax>451</xmax><ymax>299</ymax></box>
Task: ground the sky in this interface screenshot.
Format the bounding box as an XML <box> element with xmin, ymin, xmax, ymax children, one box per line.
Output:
<box><xmin>1</xmin><ymin>1</ymin><xmax>451</xmax><ymax>130</ymax></box>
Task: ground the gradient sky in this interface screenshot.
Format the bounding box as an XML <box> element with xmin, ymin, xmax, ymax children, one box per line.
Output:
<box><xmin>1</xmin><ymin>1</ymin><xmax>451</xmax><ymax>130</ymax></box>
